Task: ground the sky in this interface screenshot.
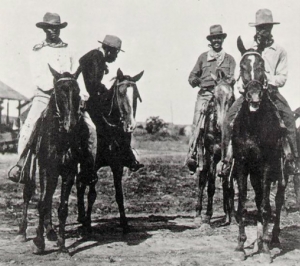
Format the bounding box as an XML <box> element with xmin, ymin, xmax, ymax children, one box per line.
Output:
<box><xmin>0</xmin><ymin>0</ymin><xmax>300</xmax><ymax>125</ymax></box>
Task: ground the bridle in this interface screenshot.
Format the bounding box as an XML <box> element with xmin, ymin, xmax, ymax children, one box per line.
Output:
<box><xmin>238</xmin><ymin>51</ymin><xmax>268</xmax><ymax>91</ymax></box>
<box><xmin>52</xmin><ymin>76</ymin><xmax>79</xmax><ymax>132</ymax></box>
<box><xmin>103</xmin><ymin>79</ymin><xmax>141</xmax><ymax>129</ymax></box>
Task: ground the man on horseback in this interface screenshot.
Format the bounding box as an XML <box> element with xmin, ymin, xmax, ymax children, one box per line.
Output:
<box><xmin>9</xmin><ymin>12</ymin><xmax>98</xmax><ymax>184</ymax></box>
<box><xmin>186</xmin><ymin>25</ymin><xmax>236</xmax><ymax>174</ymax></box>
<box><xmin>77</xmin><ymin>35</ymin><xmax>144</xmax><ymax>172</ymax></box>
<box><xmin>220</xmin><ymin>9</ymin><xmax>300</xmax><ymax>177</ymax></box>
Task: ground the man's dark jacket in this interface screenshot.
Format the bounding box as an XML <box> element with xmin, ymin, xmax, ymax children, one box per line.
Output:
<box><xmin>79</xmin><ymin>49</ymin><xmax>109</xmax><ymax>124</ymax></box>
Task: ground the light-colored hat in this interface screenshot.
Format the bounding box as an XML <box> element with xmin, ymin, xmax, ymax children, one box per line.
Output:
<box><xmin>206</xmin><ymin>25</ymin><xmax>227</xmax><ymax>40</ymax></box>
<box><xmin>98</xmin><ymin>35</ymin><xmax>124</xmax><ymax>52</ymax></box>
<box><xmin>36</xmin><ymin>12</ymin><xmax>68</xmax><ymax>29</ymax></box>
<box><xmin>249</xmin><ymin>9</ymin><xmax>280</xmax><ymax>27</ymax></box>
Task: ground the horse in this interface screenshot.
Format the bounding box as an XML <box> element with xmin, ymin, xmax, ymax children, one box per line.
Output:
<box><xmin>76</xmin><ymin>68</ymin><xmax>144</xmax><ymax>234</ymax></box>
<box><xmin>17</xmin><ymin>65</ymin><xmax>81</xmax><ymax>254</ymax></box>
<box><xmin>194</xmin><ymin>69</ymin><xmax>235</xmax><ymax>225</ymax></box>
<box><xmin>231</xmin><ymin>36</ymin><xmax>289</xmax><ymax>263</ymax></box>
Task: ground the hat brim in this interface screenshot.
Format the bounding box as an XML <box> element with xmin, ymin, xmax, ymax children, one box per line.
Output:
<box><xmin>36</xmin><ymin>22</ymin><xmax>68</xmax><ymax>29</ymax></box>
<box><xmin>98</xmin><ymin>41</ymin><xmax>125</xmax><ymax>52</ymax></box>
<box><xmin>206</xmin><ymin>33</ymin><xmax>227</xmax><ymax>41</ymax></box>
<box><xmin>249</xmin><ymin>22</ymin><xmax>280</xmax><ymax>27</ymax></box>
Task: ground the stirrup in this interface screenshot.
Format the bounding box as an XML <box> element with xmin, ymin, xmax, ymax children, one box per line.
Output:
<box><xmin>218</xmin><ymin>162</ymin><xmax>231</xmax><ymax>178</ymax></box>
<box><xmin>8</xmin><ymin>165</ymin><xmax>22</xmax><ymax>183</ymax></box>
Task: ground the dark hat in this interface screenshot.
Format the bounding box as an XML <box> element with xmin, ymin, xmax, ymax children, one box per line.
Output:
<box><xmin>36</xmin><ymin>12</ymin><xmax>68</xmax><ymax>29</ymax></box>
<box><xmin>249</xmin><ymin>9</ymin><xmax>280</xmax><ymax>27</ymax></box>
<box><xmin>98</xmin><ymin>35</ymin><xmax>124</xmax><ymax>52</ymax></box>
<box><xmin>206</xmin><ymin>25</ymin><xmax>227</xmax><ymax>40</ymax></box>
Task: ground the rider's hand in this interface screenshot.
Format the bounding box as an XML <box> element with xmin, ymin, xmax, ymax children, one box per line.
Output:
<box><xmin>191</xmin><ymin>78</ymin><xmax>200</xmax><ymax>88</ymax></box>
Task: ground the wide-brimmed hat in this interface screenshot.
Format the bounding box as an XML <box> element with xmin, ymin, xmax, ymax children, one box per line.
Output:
<box><xmin>249</xmin><ymin>9</ymin><xmax>280</xmax><ymax>27</ymax></box>
<box><xmin>36</xmin><ymin>12</ymin><xmax>68</xmax><ymax>29</ymax></box>
<box><xmin>206</xmin><ymin>25</ymin><xmax>227</xmax><ymax>40</ymax></box>
<box><xmin>98</xmin><ymin>35</ymin><xmax>124</xmax><ymax>52</ymax></box>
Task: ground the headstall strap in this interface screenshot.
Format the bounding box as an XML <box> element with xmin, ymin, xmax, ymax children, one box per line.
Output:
<box><xmin>56</xmin><ymin>77</ymin><xmax>75</xmax><ymax>83</ymax></box>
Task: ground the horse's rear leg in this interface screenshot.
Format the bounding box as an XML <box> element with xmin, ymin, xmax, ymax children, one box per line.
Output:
<box><xmin>195</xmin><ymin>170</ymin><xmax>208</xmax><ymax>225</ymax></box>
<box><xmin>17</xmin><ymin>180</ymin><xmax>35</xmax><ymax>242</ymax></box>
<box><xmin>111</xmin><ymin>166</ymin><xmax>128</xmax><ymax>233</ymax></box>
<box><xmin>57</xmin><ymin>175</ymin><xmax>75</xmax><ymax>253</ymax></box>
<box><xmin>76</xmin><ymin>180</ymin><xmax>87</xmax><ymax>224</ymax></box>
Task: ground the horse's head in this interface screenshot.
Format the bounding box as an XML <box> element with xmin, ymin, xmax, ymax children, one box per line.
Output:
<box><xmin>48</xmin><ymin>64</ymin><xmax>81</xmax><ymax>133</ymax></box>
<box><xmin>114</xmin><ymin>68</ymin><xmax>144</xmax><ymax>133</ymax></box>
<box><xmin>211</xmin><ymin>69</ymin><xmax>235</xmax><ymax>129</ymax></box>
<box><xmin>237</xmin><ymin>36</ymin><xmax>267</xmax><ymax>112</ymax></box>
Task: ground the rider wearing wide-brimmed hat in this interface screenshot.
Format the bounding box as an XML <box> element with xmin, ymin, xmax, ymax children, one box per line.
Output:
<box><xmin>221</xmin><ymin>9</ymin><xmax>300</xmax><ymax>178</ymax></box>
<box><xmin>9</xmin><ymin>12</ymin><xmax>98</xmax><ymax>185</ymax></box>
<box><xmin>78</xmin><ymin>35</ymin><xmax>144</xmax><ymax>172</ymax></box>
<box><xmin>186</xmin><ymin>24</ymin><xmax>236</xmax><ymax>174</ymax></box>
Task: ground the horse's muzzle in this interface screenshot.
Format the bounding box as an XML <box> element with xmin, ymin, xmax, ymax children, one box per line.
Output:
<box><xmin>249</xmin><ymin>101</ymin><xmax>261</xmax><ymax>112</ymax></box>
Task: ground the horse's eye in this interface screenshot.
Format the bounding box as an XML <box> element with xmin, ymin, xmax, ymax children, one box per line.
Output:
<box><xmin>245</xmin><ymin>91</ymin><xmax>251</xmax><ymax>100</ymax></box>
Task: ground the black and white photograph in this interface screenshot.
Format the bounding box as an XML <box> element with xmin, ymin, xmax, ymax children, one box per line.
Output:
<box><xmin>0</xmin><ymin>0</ymin><xmax>300</xmax><ymax>265</ymax></box>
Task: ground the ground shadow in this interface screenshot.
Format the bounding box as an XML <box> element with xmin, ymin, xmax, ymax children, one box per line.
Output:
<box><xmin>66</xmin><ymin>214</ymin><xmax>194</xmax><ymax>256</ymax></box>
<box><xmin>272</xmin><ymin>225</ymin><xmax>300</xmax><ymax>260</ymax></box>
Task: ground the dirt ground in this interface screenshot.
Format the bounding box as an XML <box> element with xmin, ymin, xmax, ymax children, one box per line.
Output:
<box><xmin>1</xmin><ymin>149</ymin><xmax>300</xmax><ymax>266</ymax></box>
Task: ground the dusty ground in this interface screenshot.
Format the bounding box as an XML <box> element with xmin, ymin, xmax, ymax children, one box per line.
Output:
<box><xmin>0</xmin><ymin>138</ymin><xmax>300</xmax><ymax>266</ymax></box>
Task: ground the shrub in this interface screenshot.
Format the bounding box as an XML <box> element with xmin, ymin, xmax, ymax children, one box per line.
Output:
<box><xmin>145</xmin><ymin>116</ymin><xmax>168</xmax><ymax>134</ymax></box>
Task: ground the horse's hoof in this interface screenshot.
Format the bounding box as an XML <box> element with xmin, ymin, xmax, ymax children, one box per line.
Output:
<box><xmin>46</xmin><ymin>229</ymin><xmax>57</xmax><ymax>241</ymax></box>
<box><xmin>194</xmin><ymin>216</ymin><xmax>202</xmax><ymax>227</ymax></box>
<box><xmin>15</xmin><ymin>234</ymin><xmax>27</xmax><ymax>242</ymax></box>
<box><xmin>258</xmin><ymin>253</ymin><xmax>272</xmax><ymax>264</ymax></box>
<box><xmin>200</xmin><ymin>223</ymin><xmax>211</xmax><ymax>231</ymax></box>
<box><xmin>270</xmin><ymin>237</ymin><xmax>282</xmax><ymax>250</ymax></box>
<box><xmin>58</xmin><ymin>246</ymin><xmax>70</xmax><ymax>255</ymax></box>
<box><xmin>202</xmin><ymin>216</ymin><xmax>211</xmax><ymax>224</ymax></box>
<box><xmin>32</xmin><ymin>238</ymin><xmax>45</xmax><ymax>254</ymax></box>
<box><xmin>231</xmin><ymin>250</ymin><xmax>246</xmax><ymax>261</ymax></box>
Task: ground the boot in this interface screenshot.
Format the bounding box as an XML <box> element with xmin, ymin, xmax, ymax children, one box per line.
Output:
<box><xmin>186</xmin><ymin>157</ymin><xmax>197</xmax><ymax>175</ymax></box>
<box><xmin>129</xmin><ymin>160</ymin><xmax>144</xmax><ymax>172</ymax></box>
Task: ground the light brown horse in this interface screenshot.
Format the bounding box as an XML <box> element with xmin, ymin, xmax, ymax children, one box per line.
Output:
<box><xmin>194</xmin><ymin>69</ymin><xmax>235</xmax><ymax>225</ymax></box>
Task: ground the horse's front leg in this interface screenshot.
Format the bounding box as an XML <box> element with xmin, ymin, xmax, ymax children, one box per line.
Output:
<box><xmin>111</xmin><ymin>165</ymin><xmax>128</xmax><ymax>233</ymax></box>
<box><xmin>195</xmin><ymin>168</ymin><xmax>208</xmax><ymax>225</ymax></box>
<box><xmin>33</xmin><ymin>169</ymin><xmax>58</xmax><ymax>254</ymax></box>
<box><xmin>84</xmin><ymin>182</ymin><xmax>97</xmax><ymax>233</ymax></box>
<box><xmin>76</xmin><ymin>179</ymin><xmax>87</xmax><ymax>224</ymax></box>
<box><xmin>17</xmin><ymin>179</ymin><xmax>35</xmax><ymax>242</ymax></box>
<box><xmin>233</xmin><ymin>161</ymin><xmax>248</xmax><ymax>261</ymax></box>
<box><xmin>57</xmin><ymin>172</ymin><xmax>75</xmax><ymax>254</ymax></box>
<box><xmin>205</xmin><ymin>159</ymin><xmax>216</xmax><ymax>224</ymax></box>
<box><xmin>259</xmin><ymin>168</ymin><xmax>272</xmax><ymax>263</ymax></box>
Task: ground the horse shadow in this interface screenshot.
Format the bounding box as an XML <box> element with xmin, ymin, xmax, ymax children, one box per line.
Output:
<box><xmin>64</xmin><ymin>214</ymin><xmax>194</xmax><ymax>256</ymax></box>
<box><xmin>272</xmin><ymin>225</ymin><xmax>300</xmax><ymax>260</ymax></box>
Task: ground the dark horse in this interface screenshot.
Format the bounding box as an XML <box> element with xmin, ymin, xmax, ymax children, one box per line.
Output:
<box><xmin>231</xmin><ymin>37</ymin><xmax>289</xmax><ymax>263</ymax></box>
<box><xmin>194</xmin><ymin>69</ymin><xmax>235</xmax><ymax>225</ymax></box>
<box><xmin>76</xmin><ymin>68</ymin><xmax>144</xmax><ymax>233</ymax></box>
<box><xmin>18</xmin><ymin>65</ymin><xmax>81</xmax><ymax>254</ymax></box>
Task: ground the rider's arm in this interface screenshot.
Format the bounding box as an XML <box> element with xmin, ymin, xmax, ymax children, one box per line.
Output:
<box><xmin>264</xmin><ymin>46</ymin><xmax>288</xmax><ymax>88</ymax></box>
<box><xmin>188</xmin><ymin>54</ymin><xmax>203</xmax><ymax>88</ymax></box>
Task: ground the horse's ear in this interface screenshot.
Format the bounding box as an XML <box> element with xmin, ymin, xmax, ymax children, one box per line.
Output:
<box><xmin>117</xmin><ymin>68</ymin><xmax>124</xmax><ymax>79</ymax></box>
<box><xmin>48</xmin><ymin>64</ymin><xmax>60</xmax><ymax>79</ymax></box>
<box><xmin>131</xmin><ymin>71</ymin><xmax>144</xmax><ymax>82</ymax></box>
<box><xmin>237</xmin><ymin>36</ymin><xmax>247</xmax><ymax>55</ymax></box>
